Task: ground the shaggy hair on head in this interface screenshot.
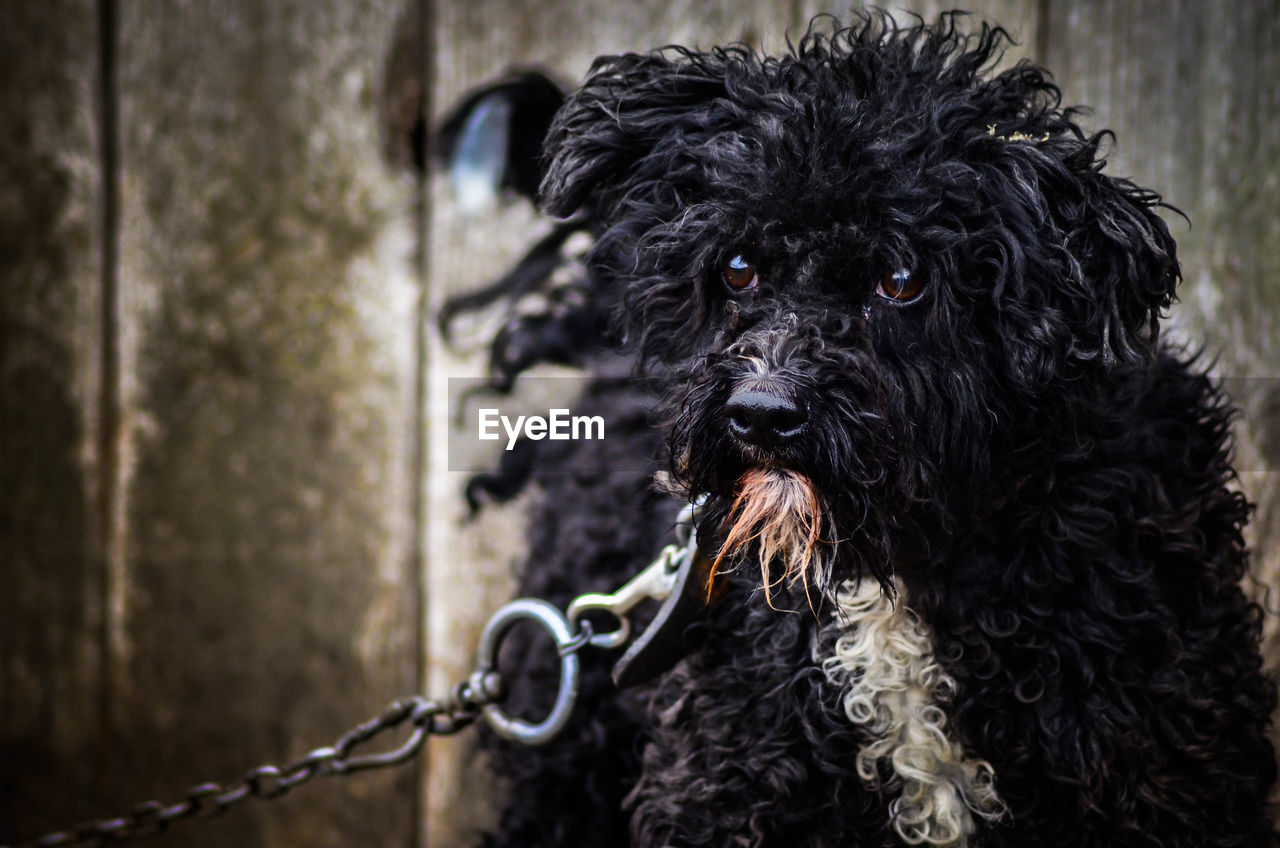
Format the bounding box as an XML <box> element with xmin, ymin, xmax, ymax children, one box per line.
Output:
<box><xmin>439</xmin><ymin>10</ymin><xmax>1277</xmax><ymax>848</ymax></box>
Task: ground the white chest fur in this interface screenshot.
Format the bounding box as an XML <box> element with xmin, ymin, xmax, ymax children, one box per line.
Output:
<box><xmin>821</xmin><ymin>579</ymin><xmax>1005</xmax><ymax>846</ymax></box>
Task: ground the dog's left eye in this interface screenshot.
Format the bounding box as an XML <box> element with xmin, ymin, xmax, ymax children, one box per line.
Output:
<box><xmin>721</xmin><ymin>255</ymin><xmax>758</xmax><ymax>291</ymax></box>
<box><xmin>876</xmin><ymin>268</ymin><xmax>923</xmax><ymax>303</ymax></box>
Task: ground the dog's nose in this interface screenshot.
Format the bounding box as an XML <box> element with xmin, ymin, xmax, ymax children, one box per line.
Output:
<box><xmin>725</xmin><ymin>386</ymin><xmax>807</xmax><ymax>447</ymax></box>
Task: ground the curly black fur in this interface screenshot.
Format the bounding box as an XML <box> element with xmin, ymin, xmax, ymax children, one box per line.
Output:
<box><xmin>449</xmin><ymin>11</ymin><xmax>1276</xmax><ymax>847</ymax></box>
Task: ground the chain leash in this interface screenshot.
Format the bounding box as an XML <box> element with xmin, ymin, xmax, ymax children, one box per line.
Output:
<box><xmin>5</xmin><ymin>501</ymin><xmax>703</xmax><ymax>848</ymax></box>
<box><xmin>5</xmin><ymin>675</ymin><xmax>503</xmax><ymax>848</ymax></box>
<box><xmin>4</xmin><ymin>595</ymin><xmax>617</xmax><ymax>848</ymax></box>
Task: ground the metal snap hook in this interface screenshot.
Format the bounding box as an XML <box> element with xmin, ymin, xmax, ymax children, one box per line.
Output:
<box><xmin>564</xmin><ymin>547</ymin><xmax>681</xmax><ymax>650</ymax></box>
<box><xmin>475</xmin><ymin>598</ymin><xmax>580</xmax><ymax>746</ymax></box>
<box><xmin>563</xmin><ymin>498</ymin><xmax>706</xmax><ymax>651</ymax></box>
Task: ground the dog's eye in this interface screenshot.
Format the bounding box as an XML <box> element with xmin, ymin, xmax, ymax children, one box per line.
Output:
<box><xmin>876</xmin><ymin>268</ymin><xmax>922</xmax><ymax>303</ymax></box>
<box><xmin>721</xmin><ymin>255</ymin><xmax>758</xmax><ymax>291</ymax></box>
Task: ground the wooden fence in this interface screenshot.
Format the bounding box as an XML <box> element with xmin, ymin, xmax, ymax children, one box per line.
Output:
<box><xmin>2</xmin><ymin>1</ymin><xmax>1277</xmax><ymax>845</ymax></box>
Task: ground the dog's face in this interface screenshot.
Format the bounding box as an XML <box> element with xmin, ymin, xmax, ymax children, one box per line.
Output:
<box><xmin>540</xmin><ymin>16</ymin><xmax>1180</xmax><ymax>601</ymax></box>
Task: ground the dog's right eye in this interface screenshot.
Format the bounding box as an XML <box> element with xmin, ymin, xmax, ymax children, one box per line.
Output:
<box><xmin>721</xmin><ymin>255</ymin><xmax>758</xmax><ymax>291</ymax></box>
<box><xmin>876</xmin><ymin>268</ymin><xmax>923</xmax><ymax>303</ymax></box>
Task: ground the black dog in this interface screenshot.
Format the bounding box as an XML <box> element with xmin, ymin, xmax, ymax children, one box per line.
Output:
<box><xmin>439</xmin><ymin>12</ymin><xmax>1276</xmax><ymax>847</ymax></box>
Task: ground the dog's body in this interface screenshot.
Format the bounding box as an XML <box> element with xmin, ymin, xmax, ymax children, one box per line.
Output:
<box><xmin>442</xmin><ymin>14</ymin><xmax>1276</xmax><ymax>847</ymax></box>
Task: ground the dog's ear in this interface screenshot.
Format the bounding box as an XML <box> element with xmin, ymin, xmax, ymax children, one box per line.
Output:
<box><xmin>540</xmin><ymin>51</ymin><xmax>727</xmax><ymax>219</ymax></box>
<box><xmin>1051</xmin><ymin>133</ymin><xmax>1181</xmax><ymax>368</ymax></box>
<box><xmin>436</xmin><ymin>70</ymin><xmax>566</xmax><ymax>207</ymax></box>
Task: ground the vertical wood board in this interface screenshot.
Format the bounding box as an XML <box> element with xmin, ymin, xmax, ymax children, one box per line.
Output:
<box><xmin>108</xmin><ymin>3</ymin><xmax>423</xmax><ymax>846</ymax></box>
<box><xmin>0</xmin><ymin>0</ymin><xmax>107</xmax><ymax>840</ymax></box>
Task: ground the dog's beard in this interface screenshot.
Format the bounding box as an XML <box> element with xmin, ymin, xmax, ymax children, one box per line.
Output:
<box><xmin>708</xmin><ymin>468</ymin><xmax>833</xmax><ymax>611</ymax></box>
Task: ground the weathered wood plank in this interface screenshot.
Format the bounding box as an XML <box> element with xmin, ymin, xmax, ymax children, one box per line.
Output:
<box><xmin>1218</xmin><ymin>1</ymin><xmax>1280</xmax><ymax>686</ymax></box>
<box><xmin>1042</xmin><ymin>0</ymin><xmax>1280</xmax><ymax>785</ymax></box>
<box><xmin>0</xmin><ymin>1</ymin><xmax>108</xmax><ymax>841</ymax></box>
<box><xmin>106</xmin><ymin>3</ymin><xmax>423</xmax><ymax>846</ymax></box>
<box><xmin>1188</xmin><ymin>2</ymin><xmax>1280</xmax><ymax>760</ymax></box>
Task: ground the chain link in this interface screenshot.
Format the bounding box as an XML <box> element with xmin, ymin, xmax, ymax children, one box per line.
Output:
<box><xmin>4</xmin><ymin>673</ymin><xmax>505</xmax><ymax>848</ymax></box>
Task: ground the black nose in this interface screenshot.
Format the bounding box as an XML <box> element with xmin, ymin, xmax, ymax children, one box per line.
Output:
<box><xmin>725</xmin><ymin>386</ymin><xmax>807</xmax><ymax>447</ymax></box>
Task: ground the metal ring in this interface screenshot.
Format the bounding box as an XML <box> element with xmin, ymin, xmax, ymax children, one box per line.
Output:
<box><xmin>475</xmin><ymin>599</ymin><xmax>580</xmax><ymax>746</ymax></box>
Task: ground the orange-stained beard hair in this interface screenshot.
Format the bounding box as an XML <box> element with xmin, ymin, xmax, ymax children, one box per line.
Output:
<box><xmin>709</xmin><ymin>468</ymin><xmax>830</xmax><ymax>610</ymax></box>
